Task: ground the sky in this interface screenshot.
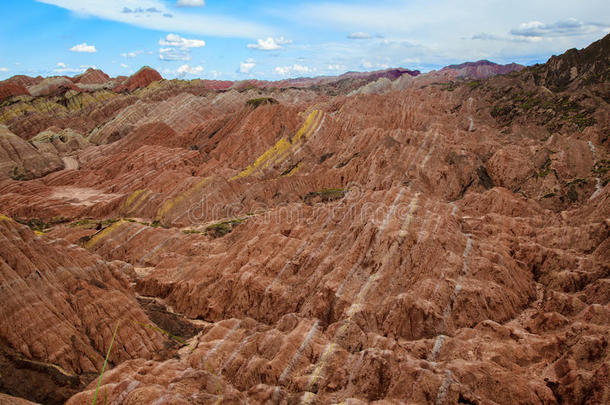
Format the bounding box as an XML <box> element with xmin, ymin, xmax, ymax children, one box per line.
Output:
<box><xmin>0</xmin><ymin>0</ymin><xmax>608</xmax><ymax>81</ymax></box>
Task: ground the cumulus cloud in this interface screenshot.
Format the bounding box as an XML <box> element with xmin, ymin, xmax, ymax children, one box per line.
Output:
<box><xmin>510</xmin><ymin>18</ymin><xmax>608</xmax><ymax>38</ymax></box>
<box><xmin>348</xmin><ymin>32</ymin><xmax>371</xmax><ymax>39</ymax></box>
<box><xmin>177</xmin><ymin>0</ymin><xmax>205</xmax><ymax>6</ymax></box>
<box><xmin>239</xmin><ymin>58</ymin><xmax>256</xmax><ymax>73</ymax></box>
<box><xmin>159</xmin><ymin>33</ymin><xmax>206</xmax><ymax>48</ymax></box>
<box><xmin>158</xmin><ymin>34</ymin><xmax>205</xmax><ymax>62</ymax></box>
<box><xmin>247</xmin><ymin>36</ymin><xmax>292</xmax><ymax>51</ymax></box>
<box><xmin>121</xmin><ymin>51</ymin><xmax>138</xmax><ymax>58</ymax></box>
<box><xmin>159</xmin><ymin>47</ymin><xmax>191</xmax><ymax>61</ymax></box>
<box><xmin>472</xmin><ymin>19</ymin><xmax>609</xmax><ymax>43</ymax></box>
<box><xmin>120</xmin><ymin>63</ymin><xmax>129</xmax><ymax>68</ymax></box>
<box><xmin>327</xmin><ymin>64</ymin><xmax>345</xmax><ymax>72</ymax></box>
<box><xmin>177</xmin><ymin>64</ymin><xmax>204</xmax><ymax>75</ymax></box>
<box><xmin>274</xmin><ymin>64</ymin><xmax>313</xmax><ymax>76</ymax></box>
<box><xmin>360</xmin><ymin>59</ymin><xmax>389</xmax><ymax>69</ymax></box>
<box><xmin>0</xmin><ymin>67</ymin><xmax>9</xmax><ymax>72</ymax></box>
<box><xmin>56</xmin><ymin>62</ymin><xmax>67</xmax><ymax>68</ymax></box>
<box><xmin>70</xmin><ymin>42</ymin><xmax>97</xmax><ymax>53</ymax></box>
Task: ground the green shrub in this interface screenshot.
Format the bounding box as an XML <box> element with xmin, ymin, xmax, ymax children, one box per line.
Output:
<box><xmin>205</xmin><ymin>218</ymin><xmax>245</xmax><ymax>238</ymax></box>
<box><xmin>245</xmin><ymin>97</ymin><xmax>278</xmax><ymax>108</ymax></box>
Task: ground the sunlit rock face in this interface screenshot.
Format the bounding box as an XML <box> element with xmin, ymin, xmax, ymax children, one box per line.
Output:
<box><xmin>0</xmin><ymin>35</ymin><xmax>608</xmax><ymax>405</ymax></box>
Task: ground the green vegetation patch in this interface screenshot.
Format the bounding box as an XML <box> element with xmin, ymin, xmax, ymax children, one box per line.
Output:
<box><xmin>245</xmin><ymin>97</ymin><xmax>278</xmax><ymax>108</ymax></box>
<box><xmin>304</xmin><ymin>188</ymin><xmax>347</xmax><ymax>204</ymax></box>
<box><xmin>489</xmin><ymin>90</ymin><xmax>597</xmax><ymax>130</ymax></box>
<box><xmin>205</xmin><ymin>218</ymin><xmax>245</xmax><ymax>238</ymax></box>
<box><xmin>566</xmin><ymin>178</ymin><xmax>587</xmax><ymax>187</ymax></box>
<box><xmin>592</xmin><ymin>159</ymin><xmax>610</xmax><ymax>175</ymax></box>
<box><xmin>537</xmin><ymin>158</ymin><xmax>553</xmax><ymax>178</ymax></box>
<box><xmin>70</xmin><ymin>218</ymin><xmax>120</xmax><ymax>228</ymax></box>
<box><xmin>17</xmin><ymin>216</ymin><xmax>70</xmax><ymax>233</ymax></box>
<box><xmin>182</xmin><ymin>229</ymin><xmax>204</xmax><ymax>235</ymax></box>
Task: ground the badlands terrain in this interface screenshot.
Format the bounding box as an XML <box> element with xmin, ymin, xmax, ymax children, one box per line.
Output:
<box><xmin>0</xmin><ymin>34</ymin><xmax>608</xmax><ymax>404</ymax></box>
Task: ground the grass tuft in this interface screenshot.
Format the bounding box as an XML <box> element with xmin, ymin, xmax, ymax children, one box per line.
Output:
<box><xmin>92</xmin><ymin>321</ymin><xmax>119</xmax><ymax>405</ymax></box>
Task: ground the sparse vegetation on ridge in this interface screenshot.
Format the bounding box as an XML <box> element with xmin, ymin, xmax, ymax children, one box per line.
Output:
<box><xmin>245</xmin><ymin>97</ymin><xmax>278</xmax><ymax>108</ymax></box>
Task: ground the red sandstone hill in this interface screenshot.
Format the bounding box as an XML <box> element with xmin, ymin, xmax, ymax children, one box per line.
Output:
<box><xmin>113</xmin><ymin>66</ymin><xmax>162</xmax><ymax>92</ymax></box>
<box><xmin>71</xmin><ymin>68</ymin><xmax>110</xmax><ymax>85</ymax></box>
<box><xmin>0</xmin><ymin>34</ymin><xmax>607</xmax><ymax>405</ymax></box>
<box><xmin>0</xmin><ymin>81</ymin><xmax>30</xmax><ymax>102</ymax></box>
<box><xmin>441</xmin><ymin>60</ymin><xmax>525</xmax><ymax>79</ymax></box>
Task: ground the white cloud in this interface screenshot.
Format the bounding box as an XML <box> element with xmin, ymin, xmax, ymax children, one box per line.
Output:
<box><xmin>274</xmin><ymin>64</ymin><xmax>313</xmax><ymax>77</ymax></box>
<box><xmin>177</xmin><ymin>64</ymin><xmax>204</xmax><ymax>75</ymax></box>
<box><xmin>510</xmin><ymin>18</ymin><xmax>609</xmax><ymax>38</ymax></box>
<box><xmin>348</xmin><ymin>32</ymin><xmax>371</xmax><ymax>39</ymax></box>
<box><xmin>159</xmin><ymin>33</ymin><xmax>206</xmax><ymax>48</ymax></box>
<box><xmin>0</xmin><ymin>67</ymin><xmax>9</xmax><ymax>72</ymax></box>
<box><xmin>36</xmin><ymin>0</ymin><xmax>269</xmax><ymax>38</ymax></box>
<box><xmin>177</xmin><ymin>0</ymin><xmax>205</xmax><ymax>6</ymax></box>
<box><xmin>247</xmin><ymin>36</ymin><xmax>292</xmax><ymax>51</ymax></box>
<box><xmin>70</xmin><ymin>42</ymin><xmax>97</xmax><ymax>53</ymax></box>
<box><xmin>239</xmin><ymin>58</ymin><xmax>256</xmax><ymax>73</ymax></box>
<box><xmin>360</xmin><ymin>59</ymin><xmax>389</xmax><ymax>69</ymax></box>
<box><xmin>274</xmin><ymin>66</ymin><xmax>290</xmax><ymax>76</ymax></box>
<box><xmin>53</xmin><ymin>64</ymin><xmax>86</xmax><ymax>73</ymax></box>
<box><xmin>158</xmin><ymin>34</ymin><xmax>205</xmax><ymax>62</ymax></box>
<box><xmin>327</xmin><ymin>64</ymin><xmax>345</xmax><ymax>71</ymax></box>
<box><xmin>120</xmin><ymin>63</ymin><xmax>129</xmax><ymax>68</ymax></box>
<box><xmin>159</xmin><ymin>47</ymin><xmax>191</xmax><ymax>61</ymax></box>
<box><xmin>121</xmin><ymin>51</ymin><xmax>138</xmax><ymax>58</ymax></box>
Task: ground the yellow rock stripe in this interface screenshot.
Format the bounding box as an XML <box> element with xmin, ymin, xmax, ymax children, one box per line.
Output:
<box><xmin>231</xmin><ymin>110</ymin><xmax>323</xmax><ymax>180</ymax></box>
<box><xmin>122</xmin><ymin>189</ymin><xmax>152</xmax><ymax>215</ymax></box>
<box><xmin>156</xmin><ymin>177</ymin><xmax>209</xmax><ymax>221</ymax></box>
<box><xmin>85</xmin><ymin>220</ymin><xmax>127</xmax><ymax>249</ymax></box>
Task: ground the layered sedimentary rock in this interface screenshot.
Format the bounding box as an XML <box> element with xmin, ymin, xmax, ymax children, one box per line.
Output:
<box><xmin>0</xmin><ymin>126</ymin><xmax>64</xmax><ymax>180</ymax></box>
<box><xmin>0</xmin><ymin>215</ymin><xmax>169</xmax><ymax>404</ymax></box>
<box><xmin>441</xmin><ymin>60</ymin><xmax>525</xmax><ymax>79</ymax></box>
<box><xmin>0</xmin><ymin>35</ymin><xmax>608</xmax><ymax>404</ymax></box>
<box><xmin>0</xmin><ymin>81</ymin><xmax>30</xmax><ymax>102</ymax></box>
<box><xmin>114</xmin><ymin>66</ymin><xmax>163</xmax><ymax>93</ymax></box>
<box><xmin>71</xmin><ymin>68</ymin><xmax>110</xmax><ymax>85</ymax></box>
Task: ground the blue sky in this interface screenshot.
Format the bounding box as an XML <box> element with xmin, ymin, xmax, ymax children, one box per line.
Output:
<box><xmin>0</xmin><ymin>0</ymin><xmax>608</xmax><ymax>81</ymax></box>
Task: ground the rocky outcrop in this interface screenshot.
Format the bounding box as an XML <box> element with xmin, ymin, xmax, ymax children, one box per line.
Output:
<box><xmin>27</xmin><ymin>77</ymin><xmax>81</xmax><ymax>97</ymax></box>
<box><xmin>530</xmin><ymin>33</ymin><xmax>610</xmax><ymax>91</ymax></box>
<box><xmin>30</xmin><ymin>127</ymin><xmax>90</xmax><ymax>157</ymax></box>
<box><xmin>0</xmin><ymin>126</ymin><xmax>64</xmax><ymax>180</ymax></box>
